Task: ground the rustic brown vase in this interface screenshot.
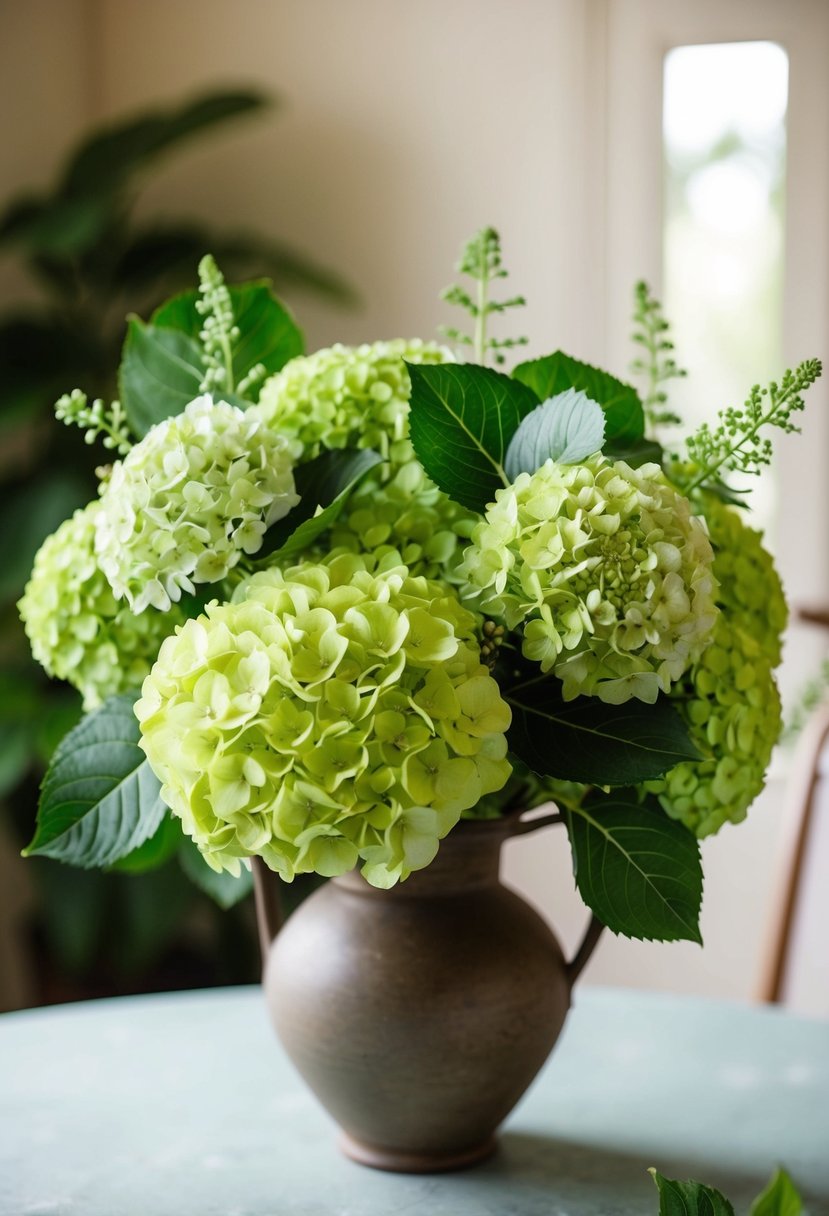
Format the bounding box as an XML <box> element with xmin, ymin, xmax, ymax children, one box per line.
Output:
<box><xmin>252</xmin><ymin>814</ymin><xmax>602</xmax><ymax>1174</ymax></box>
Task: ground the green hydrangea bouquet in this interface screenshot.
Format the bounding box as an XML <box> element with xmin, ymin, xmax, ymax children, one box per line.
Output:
<box><xmin>19</xmin><ymin>231</ymin><xmax>821</xmax><ymax>944</ymax></box>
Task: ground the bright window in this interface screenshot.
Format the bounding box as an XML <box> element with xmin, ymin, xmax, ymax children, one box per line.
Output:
<box><xmin>663</xmin><ymin>41</ymin><xmax>788</xmax><ymax>526</ymax></box>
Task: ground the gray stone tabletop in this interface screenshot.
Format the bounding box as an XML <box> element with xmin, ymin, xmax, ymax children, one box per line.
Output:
<box><xmin>1</xmin><ymin>985</ymin><xmax>827</xmax><ymax>1215</ymax></box>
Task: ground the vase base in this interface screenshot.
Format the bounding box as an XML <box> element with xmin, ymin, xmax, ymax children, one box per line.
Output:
<box><xmin>339</xmin><ymin>1132</ymin><xmax>497</xmax><ymax>1174</ymax></box>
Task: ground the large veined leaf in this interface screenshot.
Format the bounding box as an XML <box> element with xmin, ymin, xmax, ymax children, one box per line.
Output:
<box><xmin>257</xmin><ymin>448</ymin><xmax>383</xmax><ymax>562</ymax></box>
<box><xmin>650</xmin><ymin>1171</ymin><xmax>735</xmax><ymax>1216</ymax></box>
<box><xmin>119</xmin><ymin>318</ymin><xmax>206</xmax><ymax>437</ymax></box>
<box><xmin>566</xmin><ymin>793</ymin><xmax>703</xmax><ymax>943</ymax></box>
<box><xmin>406</xmin><ymin>362</ymin><xmax>539</xmax><ymax>513</ymax></box>
<box><xmin>179</xmin><ymin>839</ymin><xmax>254</xmax><ymax>909</ymax></box>
<box><xmin>502</xmin><ymin>663</ymin><xmax>698</xmax><ymax>786</ymax></box>
<box><xmin>750</xmin><ymin>1170</ymin><xmax>803</xmax><ymax>1216</ymax></box>
<box><xmin>513</xmin><ymin>350</ymin><xmax>644</xmax><ymax>446</ymax></box>
<box><xmin>25</xmin><ymin>693</ymin><xmax>167</xmax><ymax>868</ymax></box>
<box><xmin>152</xmin><ymin>279</ymin><xmax>304</xmax><ymax>384</ymax></box>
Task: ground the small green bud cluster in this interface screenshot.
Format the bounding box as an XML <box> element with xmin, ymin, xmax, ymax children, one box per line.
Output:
<box><xmin>682</xmin><ymin>359</ymin><xmax>822</xmax><ymax>493</ymax></box>
<box><xmin>18</xmin><ymin>504</ymin><xmax>184</xmax><ymax>710</ymax></box>
<box><xmin>480</xmin><ymin>619</ymin><xmax>505</xmax><ymax>667</ymax></box>
<box><xmin>54</xmin><ymin>389</ymin><xmax>132</xmax><ymax>456</ymax></box>
<box><xmin>136</xmin><ymin>553</ymin><xmax>513</xmax><ymax>887</ymax></box>
<box><xmin>95</xmin><ymin>395</ymin><xmax>298</xmax><ymax>614</ymax></box>
<box><xmin>646</xmin><ymin>498</ymin><xmax>787</xmax><ymax>836</ymax></box>
<box><xmin>460</xmin><ymin>455</ymin><xmax>718</xmax><ymax>704</ymax></box>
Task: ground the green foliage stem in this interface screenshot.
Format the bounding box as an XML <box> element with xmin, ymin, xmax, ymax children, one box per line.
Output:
<box><xmin>630</xmin><ymin>280</ymin><xmax>686</xmax><ymax>428</ymax></box>
<box><xmin>680</xmin><ymin>360</ymin><xmax>822</xmax><ymax>494</ymax></box>
<box><xmin>440</xmin><ymin>227</ymin><xmax>528</xmax><ymax>366</ymax></box>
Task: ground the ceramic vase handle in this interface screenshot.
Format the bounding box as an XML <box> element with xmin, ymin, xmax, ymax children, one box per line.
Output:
<box><xmin>251</xmin><ymin>856</ymin><xmax>284</xmax><ymax>968</ymax></box>
<box><xmin>508</xmin><ymin>808</ymin><xmax>605</xmax><ymax>990</ymax></box>
<box><xmin>565</xmin><ymin>914</ymin><xmax>604</xmax><ymax>988</ymax></box>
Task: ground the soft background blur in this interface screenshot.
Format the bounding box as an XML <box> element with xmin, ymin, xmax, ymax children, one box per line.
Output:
<box><xmin>1</xmin><ymin>0</ymin><xmax>827</xmax><ymax>1012</ymax></box>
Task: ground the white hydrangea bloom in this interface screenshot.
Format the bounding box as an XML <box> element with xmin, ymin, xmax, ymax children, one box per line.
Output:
<box><xmin>95</xmin><ymin>395</ymin><xmax>298</xmax><ymax>613</ymax></box>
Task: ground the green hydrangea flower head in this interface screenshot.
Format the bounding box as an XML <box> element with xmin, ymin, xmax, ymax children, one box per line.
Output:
<box><xmin>95</xmin><ymin>394</ymin><xmax>298</xmax><ymax>614</ymax></box>
<box><xmin>645</xmin><ymin>497</ymin><xmax>787</xmax><ymax>837</ymax></box>
<box><xmin>136</xmin><ymin>553</ymin><xmax>512</xmax><ymax>888</ymax></box>
<box><xmin>460</xmin><ymin>455</ymin><xmax>718</xmax><ymax>704</ymax></box>
<box><xmin>258</xmin><ymin>338</ymin><xmax>475</xmax><ymax>581</ymax></box>
<box><xmin>19</xmin><ymin>503</ymin><xmax>184</xmax><ymax>710</ymax></box>
<box><xmin>324</xmin><ymin>459</ymin><xmax>475</xmax><ymax>582</ymax></box>
<box><xmin>702</xmin><ymin>494</ymin><xmax>787</xmax><ymax>663</ymax></box>
<box><xmin>257</xmin><ymin>338</ymin><xmax>452</xmax><ymax>465</ymax></box>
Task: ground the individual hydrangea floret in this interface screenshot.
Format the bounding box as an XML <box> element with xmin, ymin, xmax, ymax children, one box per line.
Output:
<box><xmin>646</xmin><ymin>499</ymin><xmax>787</xmax><ymax>837</ymax></box>
<box><xmin>95</xmin><ymin>395</ymin><xmax>298</xmax><ymax>614</ymax></box>
<box><xmin>257</xmin><ymin>338</ymin><xmax>452</xmax><ymax>466</ymax></box>
<box><xmin>460</xmin><ymin>455</ymin><xmax>718</xmax><ymax>704</ymax></box>
<box><xmin>136</xmin><ymin>553</ymin><xmax>512</xmax><ymax>888</ymax></box>
<box><xmin>18</xmin><ymin>504</ymin><xmax>184</xmax><ymax>710</ymax></box>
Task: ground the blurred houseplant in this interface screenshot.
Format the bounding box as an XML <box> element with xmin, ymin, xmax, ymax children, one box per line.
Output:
<box><xmin>0</xmin><ymin>88</ymin><xmax>352</xmax><ymax>1004</ymax></box>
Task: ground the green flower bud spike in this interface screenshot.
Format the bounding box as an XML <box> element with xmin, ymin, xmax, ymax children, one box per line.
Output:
<box><xmin>440</xmin><ymin>227</ymin><xmax>528</xmax><ymax>366</ymax></box>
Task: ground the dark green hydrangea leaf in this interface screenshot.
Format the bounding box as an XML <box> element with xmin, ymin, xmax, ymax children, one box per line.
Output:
<box><xmin>650</xmin><ymin>1170</ymin><xmax>735</xmax><ymax>1216</ymax></box>
<box><xmin>501</xmin><ymin>660</ymin><xmax>698</xmax><ymax>786</ymax></box>
<box><xmin>406</xmin><ymin>361</ymin><xmax>539</xmax><ymax>512</ymax></box>
<box><xmin>566</xmin><ymin>793</ymin><xmax>703</xmax><ymax>943</ymax></box>
<box><xmin>257</xmin><ymin>448</ymin><xmax>383</xmax><ymax>562</ymax></box>
<box><xmin>513</xmin><ymin>350</ymin><xmax>644</xmax><ymax>445</ymax></box>
<box><xmin>25</xmin><ymin>692</ymin><xmax>167</xmax><ymax>868</ymax></box>
<box><xmin>119</xmin><ymin>318</ymin><xmax>206</xmax><ymax>437</ymax></box>
<box><xmin>152</xmin><ymin>279</ymin><xmax>304</xmax><ymax>384</ymax></box>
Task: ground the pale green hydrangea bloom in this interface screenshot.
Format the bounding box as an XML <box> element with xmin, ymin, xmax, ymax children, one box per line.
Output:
<box><xmin>326</xmin><ymin>458</ymin><xmax>475</xmax><ymax>583</ymax></box>
<box><xmin>460</xmin><ymin>455</ymin><xmax>718</xmax><ymax>704</ymax></box>
<box><xmin>95</xmin><ymin>395</ymin><xmax>298</xmax><ymax>614</ymax></box>
<box><xmin>257</xmin><ymin>338</ymin><xmax>452</xmax><ymax>464</ymax></box>
<box><xmin>19</xmin><ymin>504</ymin><xmax>184</xmax><ymax>710</ymax></box>
<box><xmin>258</xmin><ymin>339</ymin><xmax>475</xmax><ymax>581</ymax></box>
<box><xmin>646</xmin><ymin>498</ymin><xmax>787</xmax><ymax>837</ymax></box>
<box><xmin>136</xmin><ymin>553</ymin><xmax>512</xmax><ymax>888</ymax></box>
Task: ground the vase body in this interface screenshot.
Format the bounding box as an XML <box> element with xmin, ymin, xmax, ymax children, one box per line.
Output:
<box><xmin>260</xmin><ymin>818</ymin><xmax>572</xmax><ymax>1172</ymax></box>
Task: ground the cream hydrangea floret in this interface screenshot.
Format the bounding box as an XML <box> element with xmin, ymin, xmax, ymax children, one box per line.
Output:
<box><xmin>95</xmin><ymin>395</ymin><xmax>299</xmax><ymax>614</ymax></box>
<box><xmin>19</xmin><ymin>503</ymin><xmax>184</xmax><ymax>710</ymax></box>
<box><xmin>460</xmin><ymin>455</ymin><xmax>718</xmax><ymax>704</ymax></box>
<box><xmin>136</xmin><ymin>553</ymin><xmax>512</xmax><ymax>888</ymax></box>
<box><xmin>646</xmin><ymin>498</ymin><xmax>787</xmax><ymax>836</ymax></box>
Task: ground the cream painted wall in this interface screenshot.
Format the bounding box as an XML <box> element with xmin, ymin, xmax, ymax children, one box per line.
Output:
<box><xmin>1</xmin><ymin>0</ymin><xmax>824</xmax><ymax>1007</ymax></box>
<box><xmin>92</xmin><ymin>0</ymin><xmax>608</xmax><ymax>363</ymax></box>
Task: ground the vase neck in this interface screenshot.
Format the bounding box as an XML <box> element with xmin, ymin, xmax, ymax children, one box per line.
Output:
<box><xmin>333</xmin><ymin>818</ymin><xmax>514</xmax><ymax>899</ymax></box>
